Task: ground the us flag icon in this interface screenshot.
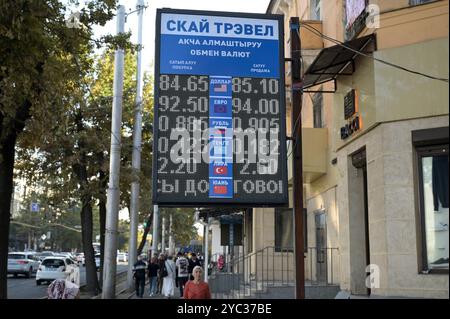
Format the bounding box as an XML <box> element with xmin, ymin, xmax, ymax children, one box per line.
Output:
<box><xmin>213</xmin><ymin>84</ymin><xmax>227</xmax><ymax>92</ymax></box>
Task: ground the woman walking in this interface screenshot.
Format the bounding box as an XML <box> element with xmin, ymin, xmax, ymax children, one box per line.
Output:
<box><xmin>161</xmin><ymin>255</ymin><xmax>176</xmax><ymax>298</ymax></box>
<box><xmin>183</xmin><ymin>266</ymin><xmax>211</xmax><ymax>299</ymax></box>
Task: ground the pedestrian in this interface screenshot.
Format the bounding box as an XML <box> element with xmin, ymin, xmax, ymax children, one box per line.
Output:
<box><xmin>162</xmin><ymin>255</ymin><xmax>176</xmax><ymax>298</ymax></box>
<box><xmin>188</xmin><ymin>252</ymin><xmax>202</xmax><ymax>280</ymax></box>
<box><xmin>175</xmin><ymin>252</ymin><xmax>189</xmax><ymax>297</ymax></box>
<box><xmin>133</xmin><ymin>255</ymin><xmax>147</xmax><ymax>298</ymax></box>
<box><xmin>198</xmin><ymin>253</ymin><xmax>204</xmax><ymax>267</ymax></box>
<box><xmin>147</xmin><ymin>256</ymin><xmax>160</xmax><ymax>297</ymax></box>
<box><xmin>183</xmin><ymin>266</ymin><xmax>211</xmax><ymax>299</ymax></box>
<box><xmin>47</xmin><ymin>278</ymin><xmax>80</xmax><ymax>299</ymax></box>
<box><xmin>157</xmin><ymin>253</ymin><xmax>166</xmax><ymax>294</ymax></box>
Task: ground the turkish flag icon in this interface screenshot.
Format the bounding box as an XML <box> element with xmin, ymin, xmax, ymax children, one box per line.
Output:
<box><xmin>213</xmin><ymin>185</ymin><xmax>227</xmax><ymax>194</ymax></box>
<box><xmin>214</xmin><ymin>166</ymin><xmax>228</xmax><ymax>175</ymax></box>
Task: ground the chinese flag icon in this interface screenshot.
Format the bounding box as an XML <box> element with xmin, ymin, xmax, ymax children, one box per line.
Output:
<box><xmin>213</xmin><ymin>185</ymin><xmax>227</xmax><ymax>194</ymax></box>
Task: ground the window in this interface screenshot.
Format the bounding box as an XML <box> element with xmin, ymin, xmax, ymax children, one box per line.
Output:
<box><xmin>42</xmin><ymin>259</ymin><xmax>65</xmax><ymax>268</ymax></box>
<box><xmin>310</xmin><ymin>0</ymin><xmax>321</xmax><ymax>20</ymax></box>
<box><xmin>345</xmin><ymin>0</ymin><xmax>368</xmax><ymax>40</ymax></box>
<box><xmin>275</xmin><ymin>208</ymin><xmax>307</xmax><ymax>252</ymax></box>
<box><xmin>416</xmin><ymin>145</ymin><xmax>449</xmax><ymax>273</ymax></box>
<box><xmin>8</xmin><ymin>254</ymin><xmax>26</xmax><ymax>259</ymax></box>
<box><xmin>410</xmin><ymin>0</ymin><xmax>437</xmax><ymax>5</ymax></box>
<box><xmin>313</xmin><ymin>93</ymin><xmax>323</xmax><ymax>128</ymax></box>
<box><xmin>275</xmin><ymin>208</ymin><xmax>293</xmax><ymax>251</ymax></box>
<box><xmin>220</xmin><ymin>223</ymin><xmax>243</xmax><ymax>246</ymax></box>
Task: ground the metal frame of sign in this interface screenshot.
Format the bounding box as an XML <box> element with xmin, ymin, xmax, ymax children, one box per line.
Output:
<box><xmin>153</xmin><ymin>8</ymin><xmax>288</xmax><ymax>207</ymax></box>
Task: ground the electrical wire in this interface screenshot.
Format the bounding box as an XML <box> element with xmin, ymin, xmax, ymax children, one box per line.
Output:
<box><xmin>300</xmin><ymin>23</ymin><xmax>449</xmax><ymax>83</ymax></box>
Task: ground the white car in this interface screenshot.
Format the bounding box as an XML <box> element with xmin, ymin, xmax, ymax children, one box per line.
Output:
<box><xmin>36</xmin><ymin>257</ymin><xmax>79</xmax><ymax>286</ymax></box>
<box><xmin>117</xmin><ymin>252</ymin><xmax>128</xmax><ymax>263</ymax></box>
<box><xmin>8</xmin><ymin>252</ymin><xmax>40</xmax><ymax>278</ymax></box>
<box><xmin>95</xmin><ymin>253</ymin><xmax>101</xmax><ymax>270</ymax></box>
<box><xmin>37</xmin><ymin>251</ymin><xmax>55</xmax><ymax>262</ymax></box>
<box><xmin>75</xmin><ymin>253</ymin><xmax>84</xmax><ymax>265</ymax></box>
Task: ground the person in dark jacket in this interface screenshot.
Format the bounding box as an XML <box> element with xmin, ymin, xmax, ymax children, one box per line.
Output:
<box><xmin>147</xmin><ymin>256</ymin><xmax>160</xmax><ymax>296</ymax></box>
<box><xmin>188</xmin><ymin>253</ymin><xmax>202</xmax><ymax>280</ymax></box>
<box><xmin>133</xmin><ymin>255</ymin><xmax>147</xmax><ymax>298</ymax></box>
<box><xmin>157</xmin><ymin>253</ymin><xmax>166</xmax><ymax>294</ymax></box>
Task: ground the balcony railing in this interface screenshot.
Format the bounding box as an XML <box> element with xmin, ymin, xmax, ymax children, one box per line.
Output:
<box><xmin>208</xmin><ymin>246</ymin><xmax>339</xmax><ymax>299</ymax></box>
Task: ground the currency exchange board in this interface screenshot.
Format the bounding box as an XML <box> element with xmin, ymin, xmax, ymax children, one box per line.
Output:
<box><xmin>153</xmin><ymin>9</ymin><xmax>288</xmax><ymax>206</ymax></box>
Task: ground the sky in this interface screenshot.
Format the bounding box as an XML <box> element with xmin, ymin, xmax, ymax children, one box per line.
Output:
<box><xmin>91</xmin><ymin>0</ymin><xmax>271</xmax><ymax>74</ymax></box>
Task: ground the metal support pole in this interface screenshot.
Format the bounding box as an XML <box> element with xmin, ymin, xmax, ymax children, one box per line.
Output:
<box><xmin>229</xmin><ymin>223</ymin><xmax>234</xmax><ymax>273</ymax></box>
<box><xmin>102</xmin><ymin>5</ymin><xmax>125</xmax><ymax>299</ymax></box>
<box><xmin>151</xmin><ymin>205</ymin><xmax>159</xmax><ymax>256</ymax></box>
<box><xmin>168</xmin><ymin>213</ymin><xmax>174</xmax><ymax>255</ymax></box>
<box><xmin>290</xmin><ymin>17</ymin><xmax>305</xmax><ymax>299</ymax></box>
<box><xmin>204</xmin><ymin>219</ymin><xmax>210</xmax><ymax>282</ymax></box>
<box><xmin>161</xmin><ymin>216</ymin><xmax>166</xmax><ymax>254</ymax></box>
<box><xmin>127</xmin><ymin>0</ymin><xmax>145</xmax><ymax>292</ymax></box>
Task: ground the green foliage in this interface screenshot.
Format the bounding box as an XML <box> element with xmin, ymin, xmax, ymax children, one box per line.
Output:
<box><xmin>161</xmin><ymin>208</ymin><xmax>198</xmax><ymax>247</ymax></box>
<box><xmin>14</xmin><ymin>47</ymin><xmax>154</xmax><ymax>250</ymax></box>
<box><xmin>10</xmin><ymin>187</ymin><xmax>83</xmax><ymax>252</ymax></box>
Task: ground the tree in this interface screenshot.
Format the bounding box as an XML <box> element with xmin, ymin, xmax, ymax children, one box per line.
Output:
<box><xmin>160</xmin><ymin>208</ymin><xmax>198</xmax><ymax>251</ymax></box>
<box><xmin>13</xmin><ymin>48</ymin><xmax>153</xmax><ymax>295</ymax></box>
<box><xmin>0</xmin><ymin>0</ymin><xmax>119</xmax><ymax>298</ymax></box>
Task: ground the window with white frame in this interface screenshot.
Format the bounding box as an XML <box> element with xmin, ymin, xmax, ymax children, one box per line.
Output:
<box><xmin>310</xmin><ymin>0</ymin><xmax>321</xmax><ymax>20</ymax></box>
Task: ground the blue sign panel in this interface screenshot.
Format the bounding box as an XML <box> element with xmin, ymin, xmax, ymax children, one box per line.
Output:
<box><xmin>153</xmin><ymin>9</ymin><xmax>288</xmax><ymax>207</ymax></box>
<box><xmin>30</xmin><ymin>202</ymin><xmax>39</xmax><ymax>212</ymax></box>
<box><xmin>160</xmin><ymin>13</ymin><xmax>280</xmax><ymax>78</ymax></box>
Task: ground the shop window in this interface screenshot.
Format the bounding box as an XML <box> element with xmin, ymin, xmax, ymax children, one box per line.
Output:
<box><xmin>275</xmin><ymin>208</ymin><xmax>293</xmax><ymax>252</ymax></box>
<box><xmin>415</xmin><ymin>141</ymin><xmax>449</xmax><ymax>273</ymax></box>
<box><xmin>275</xmin><ymin>208</ymin><xmax>307</xmax><ymax>252</ymax></box>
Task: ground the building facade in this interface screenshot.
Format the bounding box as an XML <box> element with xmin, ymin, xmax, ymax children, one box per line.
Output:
<box><xmin>247</xmin><ymin>0</ymin><xmax>448</xmax><ymax>298</ymax></box>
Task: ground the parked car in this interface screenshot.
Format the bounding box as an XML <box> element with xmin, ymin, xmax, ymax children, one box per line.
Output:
<box><xmin>37</xmin><ymin>251</ymin><xmax>55</xmax><ymax>262</ymax></box>
<box><xmin>8</xmin><ymin>252</ymin><xmax>40</xmax><ymax>278</ymax></box>
<box><xmin>117</xmin><ymin>252</ymin><xmax>128</xmax><ymax>263</ymax></box>
<box><xmin>95</xmin><ymin>253</ymin><xmax>101</xmax><ymax>270</ymax></box>
<box><xmin>54</xmin><ymin>253</ymin><xmax>77</xmax><ymax>264</ymax></box>
<box><xmin>75</xmin><ymin>253</ymin><xmax>84</xmax><ymax>265</ymax></box>
<box><xmin>36</xmin><ymin>257</ymin><xmax>79</xmax><ymax>286</ymax></box>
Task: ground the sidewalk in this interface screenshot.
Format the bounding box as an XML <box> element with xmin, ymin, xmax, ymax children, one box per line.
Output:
<box><xmin>117</xmin><ymin>281</ymin><xmax>182</xmax><ymax>299</ymax></box>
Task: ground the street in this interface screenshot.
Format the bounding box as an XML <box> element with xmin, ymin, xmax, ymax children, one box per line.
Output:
<box><xmin>7</xmin><ymin>264</ymin><xmax>128</xmax><ymax>299</ymax></box>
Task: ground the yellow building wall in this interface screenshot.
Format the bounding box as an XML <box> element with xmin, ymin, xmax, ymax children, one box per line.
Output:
<box><xmin>362</xmin><ymin>0</ymin><xmax>449</xmax><ymax>50</ymax></box>
<box><xmin>374</xmin><ymin>38</ymin><xmax>449</xmax><ymax>122</ymax></box>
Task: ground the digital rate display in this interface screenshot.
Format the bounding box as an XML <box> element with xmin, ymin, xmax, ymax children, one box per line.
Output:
<box><xmin>153</xmin><ymin>9</ymin><xmax>288</xmax><ymax>206</ymax></box>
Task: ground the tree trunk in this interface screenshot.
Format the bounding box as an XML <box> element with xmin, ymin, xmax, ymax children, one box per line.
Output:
<box><xmin>0</xmin><ymin>133</ymin><xmax>16</xmax><ymax>299</ymax></box>
<box><xmin>0</xmin><ymin>94</ymin><xmax>32</xmax><ymax>299</ymax></box>
<box><xmin>80</xmin><ymin>192</ymin><xmax>100</xmax><ymax>295</ymax></box>
<box><xmin>98</xmin><ymin>169</ymin><xmax>107</xmax><ymax>288</ymax></box>
<box><xmin>73</xmin><ymin>160</ymin><xmax>100</xmax><ymax>295</ymax></box>
<box><xmin>137</xmin><ymin>212</ymin><xmax>153</xmax><ymax>256</ymax></box>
